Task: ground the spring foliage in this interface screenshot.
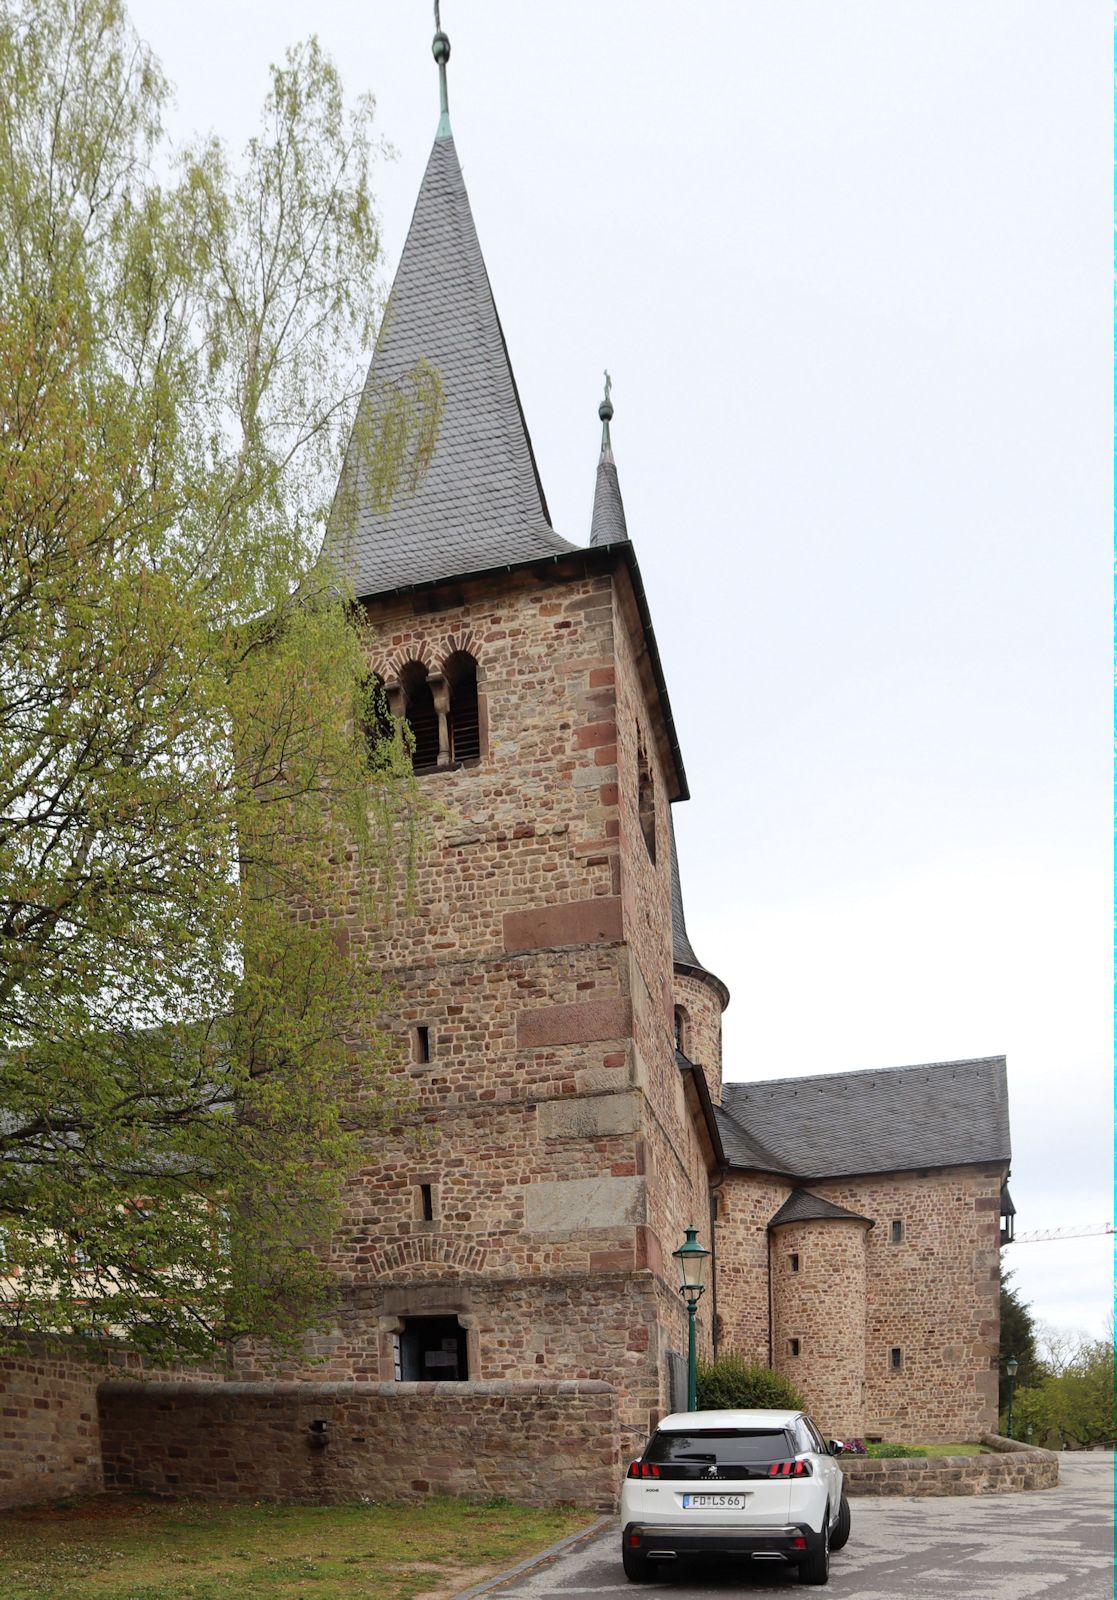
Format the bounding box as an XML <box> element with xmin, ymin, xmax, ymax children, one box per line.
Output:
<box><xmin>696</xmin><ymin>1354</ymin><xmax>806</xmax><ymax>1413</ymax></box>
<box><xmin>0</xmin><ymin>0</ymin><xmax>439</xmax><ymax>1358</ymax></box>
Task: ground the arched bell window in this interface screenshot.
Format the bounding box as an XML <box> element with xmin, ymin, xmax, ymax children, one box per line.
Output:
<box><xmin>388</xmin><ymin>653</ymin><xmax>484</xmax><ymax>776</ymax></box>
<box><xmin>360</xmin><ymin>673</ymin><xmax>396</xmax><ymax>763</ymax></box>
<box><xmin>444</xmin><ymin>651</ymin><xmax>480</xmax><ymax>766</ymax></box>
<box><xmin>399</xmin><ymin>660</ymin><xmax>439</xmax><ymax>774</ymax></box>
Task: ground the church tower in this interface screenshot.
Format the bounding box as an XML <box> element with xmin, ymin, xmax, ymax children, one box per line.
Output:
<box><xmin>313</xmin><ymin>17</ymin><xmax>725</xmax><ymax>1451</ymax></box>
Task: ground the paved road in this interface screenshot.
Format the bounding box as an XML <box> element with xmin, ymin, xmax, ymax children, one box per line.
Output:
<box><xmin>488</xmin><ymin>1457</ymin><xmax>1113</xmax><ymax>1600</ymax></box>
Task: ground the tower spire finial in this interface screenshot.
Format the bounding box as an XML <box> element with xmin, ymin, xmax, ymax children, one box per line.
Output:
<box><xmin>599</xmin><ymin>369</ymin><xmax>614</xmax><ymax>454</ymax></box>
<box><xmin>590</xmin><ymin>371</ymin><xmax>628</xmax><ymax>545</ymax></box>
<box><xmin>433</xmin><ymin>2</ymin><xmax>451</xmax><ymax>139</ymax></box>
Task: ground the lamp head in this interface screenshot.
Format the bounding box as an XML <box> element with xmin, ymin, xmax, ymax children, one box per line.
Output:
<box><xmin>672</xmin><ymin>1226</ymin><xmax>710</xmax><ymax>1302</ymax></box>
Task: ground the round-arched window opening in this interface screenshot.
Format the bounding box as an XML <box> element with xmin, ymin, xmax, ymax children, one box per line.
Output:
<box><xmin>399</xmin><ymin>660</ymin><xmax>439</xmax><ymax>773</ymax></box>
<box><xmin>674</xmin><ymin>1005</ymin><xmax>690</xmax><ymax>1056</ymax></box>
<box><xmin>444</xmin><ymin>651</ymin><xmax>481</xmax><ymax>765</ymax></box>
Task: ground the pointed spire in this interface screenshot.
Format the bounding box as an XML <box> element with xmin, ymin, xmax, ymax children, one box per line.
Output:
<box><xmin>327</xmin><ymin>65</ymin><xmax>574</xmax><ymax>598</ymax></box>
<box><xmin>433</xmin><ymin>2</ymin><xmax>452</xmax><ymax>139</ymax></box>
<box><xmin>589</xmin><ymin>371</ymin><xmax>629</xmax><ymax>546</ymax></box>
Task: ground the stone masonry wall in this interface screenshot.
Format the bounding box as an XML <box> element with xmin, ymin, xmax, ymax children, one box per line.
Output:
<box><xmin>844</xmin><ymin>1436</ymin><xmax>1058</xmax><ymax>1496</ymax></box>
<box><xmin>771</xmin><ymin>1218</ymin><xmax>869</xmax><ymax>1439</ymax></box>
<box><xmin>228</xmin><ymin>557</ymin><xmax>717</xmax><ymax>1455</ymax></box>
<box><xmin>99</xmin><ymin>1380</ymin><xmax>620</xmax><ymax>1509</ymax></box>
<box><xmin>672</xmin><ymin>971</ymin><xmax>724</xmax><ymax>1105</ymax></box>
<box><xmin>812</xmin><ymin>1166</ymin><xmax>1003</xmax><ymax>1441</ymax></box>
<box><xmin>610</xmin><ymin>574</ymin><xmax>714</xmax><ymax>1415</ymax></box>
<box><xmin>712</xmin><ymin>1172</ymin><xmax>794</xmax><ymax>1362</ymax></box>
<box><xmin>0</xmin><ymin>1340</ymin><xmax>104</xmax><ymax>1508</ymax></box>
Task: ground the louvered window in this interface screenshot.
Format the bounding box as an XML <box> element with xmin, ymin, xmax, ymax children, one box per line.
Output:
<box><xmin>445</xmin><ymin>651</ymin><xmax>481</xmax><ymax>765</ymax></box>
<box><xmin>401</xmin><ymin>663</ymin><xmax>439</xmax><ymax>773</ymax></box>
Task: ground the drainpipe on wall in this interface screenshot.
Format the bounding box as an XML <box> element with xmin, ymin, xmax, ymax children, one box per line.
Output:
<box><xmin>708</xmin><ymin>1168</ymin><xmax>727</xmax><ymax>1359</ymax></box>
<box><xmin>767</xmin><ymin>1228</ymin><xmax>774</xmax><ymax>1370</ymax></box>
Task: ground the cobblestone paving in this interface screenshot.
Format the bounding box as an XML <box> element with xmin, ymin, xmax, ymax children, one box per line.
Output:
<box><xmin>480</xmin><ymin>1456</ymin><xmax>1113</xmax><ymax>1600</ymax></box>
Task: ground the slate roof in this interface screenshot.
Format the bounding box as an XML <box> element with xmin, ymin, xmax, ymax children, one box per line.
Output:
<box><xmin>714</xmin><ymin>1101</ymin><xmax>797</xmax><ymax>1176</ymax></box>
<box><xmin>768</xmin><ymin>1189</ymin><xmax>873</xmax><ymax>1229</ymax></box>
<box><xmin>590</xmin><ymin>438</ymin><xmax>628</xmax><ymax>546</ymax></box>
<box><xmin>669</xmin><ymin>811</ymin><xmax>729</xmax><ymax>1005</ymax></box>
<box><xmin>717</xmin><ymin>1056</ymin><xmax>1010</xmax><ymax>1180</ymax></box>
<box><xmin>327</xmin><ymin>132</ymin><xmax>575</xmax><ymax>598</ymax></box>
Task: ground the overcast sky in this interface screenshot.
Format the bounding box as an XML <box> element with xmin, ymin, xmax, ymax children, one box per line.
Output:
<box><xmin>127</xmin><ymin>1</ymin><xmax>1112</xmax><ymax>1339</ymax></box>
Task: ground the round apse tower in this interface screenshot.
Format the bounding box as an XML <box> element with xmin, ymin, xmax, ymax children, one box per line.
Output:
<box><xmin>770</xmin><ymin>1190</ymin><xmax>873</xmax><ymax>1440</ymax></box>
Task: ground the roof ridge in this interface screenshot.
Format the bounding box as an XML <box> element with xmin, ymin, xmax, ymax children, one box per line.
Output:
<box><xmin>724</xmin><ymin>1055</ymin><xmax>1006</xmax><ymax>1097</ymax></box>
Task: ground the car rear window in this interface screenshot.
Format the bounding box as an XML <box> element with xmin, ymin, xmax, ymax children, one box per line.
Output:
<box><xmin>645</xmin><ymin>1428</ymin><xmax>794</xmax><ymax>1466</ymax></box>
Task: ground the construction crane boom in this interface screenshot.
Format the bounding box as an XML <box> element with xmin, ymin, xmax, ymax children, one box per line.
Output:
<box><xmin>1009</xmin><ymin>1223</ymin><xmax>1114</xmax><ymax>1244</ymax></box>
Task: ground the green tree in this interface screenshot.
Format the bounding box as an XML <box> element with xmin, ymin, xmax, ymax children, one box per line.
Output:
<box><xmin>0</xmin><ymin>0</ymin><xmax>439</xmax><ymax>1359</ymax></box>
<box><xmin>696</xmin><ymin>1354</ymin><xmax>805</xmax><ymax>1412</ymax></box>
<box><xmin>998</xmin><ymin>1267</ymin><xmax>1042</xmax><ymax>1412</ymax></box>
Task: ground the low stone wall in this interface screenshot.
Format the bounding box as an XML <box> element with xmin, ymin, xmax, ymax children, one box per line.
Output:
<box><xmin>843</xmin><ymin>1435</ymin><xmax>1058</xmax><ymax>1496</ymax></box>
<box><xmin>99</xmin><ymin>1379</ymin><xmax>619</xmax><ymax>1508</ymax></box>
<box><xmin>0</xmin><ymin>1340</ymin><xmax>104</xmax><ymax>1508</ymax></box>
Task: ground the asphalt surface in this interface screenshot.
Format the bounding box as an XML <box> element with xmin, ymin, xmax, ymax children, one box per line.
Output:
<box><xmin>477</xmin><ymin>1456</ymin><xmax>1114</xmax><ymax>1600</ymax></box>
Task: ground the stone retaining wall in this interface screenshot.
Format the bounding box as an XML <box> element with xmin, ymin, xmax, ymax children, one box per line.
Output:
<box><xmin>843</xmin><ymin>1435</ymin><xmax>1058</xmax><ymax>1496</ymax></box>
<box><xmin>99</xmin><ymin>1379</ymin><xmax>619</xmax><ymax>1508</ymax></box>
<box><xmin>0</xmin><ymin>1341</ymin><xmax>104</xmax><ymax>1508</ymax></box>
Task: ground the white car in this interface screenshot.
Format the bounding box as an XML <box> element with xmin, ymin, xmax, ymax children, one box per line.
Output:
<box><xmin>619</xmin><ymin>1408</ymin><xmax>850</xmax><ymax>1586</ymax></box>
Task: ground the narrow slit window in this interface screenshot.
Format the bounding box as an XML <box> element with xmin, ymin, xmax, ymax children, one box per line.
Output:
<box><xmin>890</xmin><ymin>1219</ymin><xmax>904</xmax><ymax>1244</ymax></box>
<box><xmin>890</xmin><ymin>1346</ymin><xmax>903</xmax><ymax>1370</ymax></box>
<box><xmin>673</xmin><ymin>1006</ymin><xmax>689</xmax><ymax>1055</ymax></box>
<box><xmin>637</xmin><ymin>736</ymin><xmax>656</xmax><ymax>864</ymax></box>
<box><xmin>789</xmin><ymin>1253</ymin><xmax>800</xmax><ymax>1273</ymax></box>
<box><xmin>419</xmin><ymin>1183</ymin><xmax>434</xmax><ymax>1222</ymax></box>
<box><xmin>413</xmin><ymin>1025</ymin><xmax>431</xmax><ymax>1064</ymax></box>
<box><xmin>788</xmin><ymin>1337</ymin><xmax>801</xmax><ymax>1358</ymax></box>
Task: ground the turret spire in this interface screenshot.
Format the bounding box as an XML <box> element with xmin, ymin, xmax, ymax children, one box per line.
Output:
<box><xmin>433</xmin><ymin>2</ymin><xmax>451</xmax><ymax>139</ymax></box>
<box><xmin>589</xmin><ymin>371</ymin><xmax>629</xmax><ymax>545</ymax></box>
<box><xmin>600</xmin><ymin>370</ymin><xmax>614</xmax><ymax>456</ymax></box>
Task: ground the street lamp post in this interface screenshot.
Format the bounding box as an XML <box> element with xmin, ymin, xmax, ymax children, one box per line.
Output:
<box><xmin>672</xmin><ymin>1226</ymin><xmax>710</xmax><ymax>1412</ymax></box>
<box><xmin>1005</xmin><ymin>1355</ymin><xmax>1019</xmax><ymax>1440</ymax></box>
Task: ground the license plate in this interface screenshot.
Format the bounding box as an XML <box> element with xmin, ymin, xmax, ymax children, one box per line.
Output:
<box><xmin>682</xmin><ymin>1493</ymin><xmax>746</xmax><ymax>1509</ymax></box>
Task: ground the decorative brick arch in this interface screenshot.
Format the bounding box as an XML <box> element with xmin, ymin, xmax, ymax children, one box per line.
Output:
<box><xmin>436</xmin><ymin>630</ymin><xmax>483</xmax><ymax>679</ymax></box>
<box><xmin>362</xmin><ymin>1235</ymin><xmax>488</xmax><ymax>1280</ymax></box>
<box><xmin>382</xmin><ymin>644</ymin><xmax>434</xmax><ymax>682</ymax></box>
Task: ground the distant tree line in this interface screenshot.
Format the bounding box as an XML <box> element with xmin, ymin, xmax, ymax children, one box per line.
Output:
<box><xmin>999</xmin><ymin>1270</ymin><xmax>1114</xmax><ymax>1449</ymax></box>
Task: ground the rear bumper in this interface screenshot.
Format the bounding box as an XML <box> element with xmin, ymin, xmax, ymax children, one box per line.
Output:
<box><xmin>623</xmin><ymin>1520</ymin><xmax>823</xmax><ymax>1563</ymax></box>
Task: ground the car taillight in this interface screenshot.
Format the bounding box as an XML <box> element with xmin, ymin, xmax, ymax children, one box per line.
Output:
<box><xmin>767</xmin><ymin>1459</ymin><xmax>812</xmax><ymax>1477</ymax></box>
<box><xmin>626</xmin><ymin>1461</ymin><xmax>661</xmax><ymax>1478</ymax></box>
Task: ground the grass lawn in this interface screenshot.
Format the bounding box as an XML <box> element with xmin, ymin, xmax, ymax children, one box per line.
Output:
<box><xmin>917</xmin><ymin>1443</ymin><xmax>988</xmax><ymax>1457</ymax></box>
<box><xmin>0</xmin><ymin>1494</ymin><xmax>594</xmax><ymax>1600</ymax></box>
<box><xmin>863</xmin><ymin>1442</ymin><xmax>989</xmax><ymax>1458</ymax></box>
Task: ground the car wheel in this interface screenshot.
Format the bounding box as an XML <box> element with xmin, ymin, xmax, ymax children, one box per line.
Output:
<box><xmin>797</xmin><ymin>1511</ymin><xmax>830</xmax><ymax>1585</ymax></box>
<box><xmin>622</xmin><ymin>1545</ymin><xmax>655</xmax><ymax>1583</ymax></box>
<box><xmin>829</xmin><ymin>1493</ymin><xmax>851</xmax><ymax>1553</ymax></box>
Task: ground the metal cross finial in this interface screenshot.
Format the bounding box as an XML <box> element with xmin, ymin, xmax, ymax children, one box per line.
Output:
<box><xmin>598</xmin><ymin>369</ymin><xmax>614</xmax><ymax>444</ymax></box>
<box><xmin>432</xmin><ymin>1</ymin><xmax>451</xmax><ymax>137</ymax></box>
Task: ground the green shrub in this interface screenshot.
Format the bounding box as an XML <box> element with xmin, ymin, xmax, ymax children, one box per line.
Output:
<box><xmin>695</xmin><ymin>1354</ymin><xmax>805</xmax><ymax>1412</ymax></box>
<box><xmin>866</xmin><ymin>1442</ymin><xmax>927</xmax><ymax>1458</ymax></box>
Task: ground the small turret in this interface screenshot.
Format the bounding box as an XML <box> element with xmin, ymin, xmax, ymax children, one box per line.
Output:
<box><xmin>589</xmin><ymin>372</ymin><xmax>629</xmax><ymax>546</ymax></box>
